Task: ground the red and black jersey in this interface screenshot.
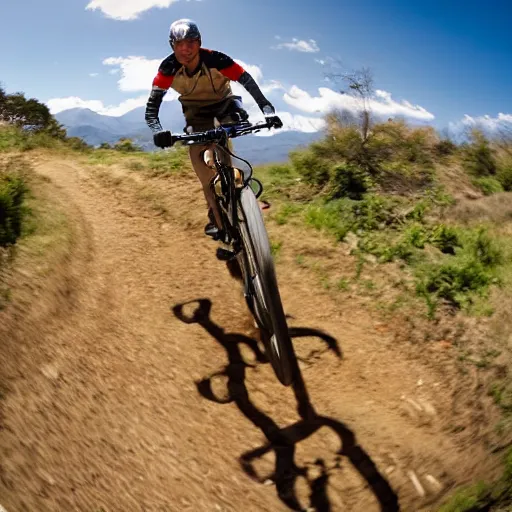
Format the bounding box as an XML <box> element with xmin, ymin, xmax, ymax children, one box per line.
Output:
<box><xmin>152</xmin><ymin>48</ymin><xmax>245</xmax><ymax>91</ymax></box>
<box><xmin>145</xmin><ymin>48</ymin><xmax>272</xmax><ymax>133</ymax></box>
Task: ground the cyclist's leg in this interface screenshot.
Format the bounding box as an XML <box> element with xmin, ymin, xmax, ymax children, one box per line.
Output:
<box><xmin>188</xmin><ymin>143</ymin><xmax>223</xmax><ymax>229</ymax></box>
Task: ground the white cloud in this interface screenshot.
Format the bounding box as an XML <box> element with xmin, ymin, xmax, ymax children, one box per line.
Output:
<box><xmin>47</xmin><ymin>97</ymin><xmax>106</xmax><ymax>114</ymax></box>
<box><xmin>254</xmin><ymin>112</ymin><xmax>326</xmax><ymax>136</ymax></box>
<box><xmin>315</xmin><ymin>59</ymin><xmax>326</xmax><ymax>66</ymax></box>
<box><xmin>283</xmin><ymin>86</ymin><xmax>435</xmax><ymax>122</ymax></box>
<box><xmin>47</xmin><ymin>91</ymin><xmax>178</xmax><ymax>117</ymax></box>
<box><xmin>273</xmin><ymin>38</ymin><xmax>320</xmax><ymax>53</ymax></box>
<box><xmin>85</xmin><ymin>0</ymin><xmax>200</xmax><ymax>20</ymax></box>
<box><xmin>47</xmin><ymin>95</ymin><xmax>147</xmax><ymax>116</ymax></box>
<box><xmin>261</xmin><ymin>80</ymin><xmax>284</xmax><ymax>94</ymax></box>
<box><xmin>449</xmin><ymin>113</ymin><xmax>512</xmax><ymax>136</ymax></box>
<box><xmin>103</xmin><ymin>56</ymin><xmax>161</xmax><ymax>91</ymax></box>
<box><xmin>89</xmin><ymin>73</ymin><xmax>99</xmax><ymax>77</ymax></box>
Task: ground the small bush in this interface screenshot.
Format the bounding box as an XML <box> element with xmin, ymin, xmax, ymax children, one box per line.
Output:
<box><xmin>419</xmin><ymin>259</ymin><xmax>493</xmax><ymax>309</ymax></box>
<box><xmin>351</xmin><ymin>194</ymin><xmax>399</xmax><ymax>231</ymax></box>
<box><xmin>114</xmin><ymin>138</ymin><xmax>142</xmax><ymax>153</ymax></box>
<box><xmin>274</xmin><ymin>203</ymin><xmax>303</xmax><ymax>225</ymax></box>
<box><xmin>66</xmin><ymin>137</ymin><xmax>91</xmax><ymax>152</ymax></box>
<box><xmin>329</xmin><ymin>163</ymin><xmax>371</xmax><ymax>200</ymax></box>
<box><xmin>0</xmin><ymin>169</ymin><xmax>27</xmax><ymax>246</ymax></box>
<box><xmin>429</xmin><ymin>224</ymin><xmax>460</xmax><ymax>254</ymax></box>
<box><xmin>404</xmin><ymin>224</ymin><xmax>428</xmax><ymax>249</ymax></box>
<box><xmin>256</xmin><ymin>162</ymin><xmax>301</xmax><ymax>199</ymax></box>
<box><xmin>290</xmin><ymin>148</ymin><xmax>330</xmax><ymax>188</ymax></box>
<box><xmin>472</xmin><ymin>176</ymin><xmax>504</xmax><ymax>196</ymax></box>
<box><xmin>438</xmin><ymin>481</ymin><xmax>490</xmax><ymax>512</ymax></box>
<box><xmin>434</xmin><ymin>139</ymin><xmax>457</xmax><ymax>158</ymax></box>
<box><xmin>463</xmin><ymin>130</ymin><xmax>497</xmax><ymax>177</ymax></box>
<box><xmin>0</xmin><ymin>125</ymin><xmax>25</xmax><ymax>151</ymax></box>
<box><xmin>497</xmin><ymin>163</ymin><xmax>512</xmax><ymax>191</ymax></box>
<box><xmin>470</xmin><ymin>228</ymin><xmax>502</xmax><ymax>267</ymax></box>
<box><xmin>304</xmin><ymin>200</ymin><xmax>351</xmax><ymax>241</ymax></box>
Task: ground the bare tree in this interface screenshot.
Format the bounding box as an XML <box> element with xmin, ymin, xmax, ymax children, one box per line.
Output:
<box><xmin>327</xmin><ymin>64</ymin><xmax>375</xmax><ymax>142</ymax></box>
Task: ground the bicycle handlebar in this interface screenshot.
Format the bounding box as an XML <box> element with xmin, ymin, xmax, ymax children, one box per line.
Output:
<box><xmin>162</xmin><ymin>121</ymin><xmax>275</xmax><ymax>148</ymax></box>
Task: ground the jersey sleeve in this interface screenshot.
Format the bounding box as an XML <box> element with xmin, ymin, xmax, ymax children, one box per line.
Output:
<box><xmin>152</xmin><ymin>54</ymin><xmax>179</xmax><ymax>90</ymax></box>
<box><xmin>146</xmin><ymin>55</ymin><xmax>179</xmax><ymax>133</ymax></box>
<box><xmin>201</xmin><ymin>49</ymin><xmax>245</xmax><ymax>81</ymax></box>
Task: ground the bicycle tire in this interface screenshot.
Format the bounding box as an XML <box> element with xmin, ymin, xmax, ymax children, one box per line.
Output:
<box><xmin>237</xmin><ymin>186</ymin><xmax>297</xmax><ymax>386</ymax></box>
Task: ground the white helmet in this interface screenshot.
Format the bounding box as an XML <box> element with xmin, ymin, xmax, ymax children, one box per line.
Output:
<box><xmin>169</xmin><ymin>19</ymin><xmax>201</xmax><ymax>48</ymax></box>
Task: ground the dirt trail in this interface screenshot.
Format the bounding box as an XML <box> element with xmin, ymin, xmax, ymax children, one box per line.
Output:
<box><xmin>0</xmin><ymin>157</ymin><xmax>504</xmax><ymax>511</ymax></box>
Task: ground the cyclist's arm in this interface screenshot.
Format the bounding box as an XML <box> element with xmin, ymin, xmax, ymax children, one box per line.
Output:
<box><xmin>145</xmin><ymin>55</ymin><xmax>177</xmax><ymax>133</ymax></box>
<box><xmin>203</xmin><ymin>49</ymin><xmax>276</xmax><ymax>113</ymax></box>
<box><xmin>237</xmin><ymin>71</ymin><xmax>275</xmax><ymax>114</ymax></box>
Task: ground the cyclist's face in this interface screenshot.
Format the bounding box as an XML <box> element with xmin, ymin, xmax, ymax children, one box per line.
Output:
<box><xmin>174</xmin><ymin>39</ymin><xmax>200</xmax><ymax>64</ymax></box>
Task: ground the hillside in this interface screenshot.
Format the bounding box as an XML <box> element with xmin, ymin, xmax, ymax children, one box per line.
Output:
<box><xmin>1</xmin><ymin>119</ymin><xmax>512</xmax><ymax>512</ymax></box>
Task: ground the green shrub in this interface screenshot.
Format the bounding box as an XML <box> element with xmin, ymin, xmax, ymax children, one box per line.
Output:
<box><xmin>472</xmin><ymin>176</ymin><xmax>504</xmax><ymax>196</ymax></box>
<box><xmin>114</xmin><ymin>138</ymin><xmax>142</xmax><ymax>153</ymax></box>
<box><xmin>434</xmin><ymin>139</ymin><xmax>457</xmax><ymax>158</ymax></box>
<box><xmin>312</xmin><ymin>124</ymin><xmax>363</xmax><ymax>164</ymax></box>
<box><xmin>438</xmin><ymin>481</ymin><xmax>490</xmax><ymax>512</ymax></box>
<box><xmin>414</xmin><ymin>226</ymin><xmax>502</xmax><ymax>311</ymax></box>
<box><xmin>304</xmin><ymin>200</ymin><xmax>351</xmax><ymax>241</ymax></box>
<box><xmin>290</xmin><ymin>148</ymin><xmax>330</xmax><ymax>188</ymax></box>
<box><xmin>419</xmin><ymin>259</ymin><xmax>493</xmax><ymax>309</ymax></box>
<box><xmin>497</xmin><ymin>163</ymin><xmax>512</xmax><ymax>191</ymax></box>
<box><xmin>0</xmin><ymin>125</ymin><xmax>25</xmax><ymax>151</ymax></box>
<box><xmin>144</xmin><ymin>149</ymin><xmax>186</xmax><ymax>175</ymax></box>
<box><xmin>0</xmin><ymin>171</ymin><xmax>27</xmax><ymax>246</ymax></box>
<box><xmin>329</xmin><ymin>163</ymin><xmax>371</xmax><ymax>200</ymax></box>
<box><xmin>470</xmin><ymin>228</ymin><xmax>502</xmax><ymax>267</ymax></box>
<box><xmin>404</xmin><ymin>224</ymin><xmax>428</xmax><ymax>248</ymax></box>
<box><xmin>429</xmin><ymin>224</ymin><xmax>460</xmax><ymax>254</ymax></box>
<box><xmin>66</xmin><ymin>137</ymin><xmax>91</xmax><ymax>152</ymax></box>
<box><xmin>379</xmin><ymin>239</ymin><xmax>416</xmax><ymax>264</ymax></box>
<box><xmin>351</xmin><ymin>194</ymin><xmax>399</xmax><ymax>231</ymax></box>
<box><xmin>274</xmin><ymin>202</ymin><xmax>303</xmax><ymax>225</ymax></box>
<box><xmin>256</xmin><ymin>162</ymin><xmax>301</xmax><ymax>198</ymax></box>
<box><xmin>463</xmin><ymin>130</ymin><xmax>497</xmax><ymax>177</ymax></box>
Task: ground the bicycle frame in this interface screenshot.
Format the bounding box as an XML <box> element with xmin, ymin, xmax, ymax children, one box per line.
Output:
<box><xmin>208</xmin><ymin>139</ymin><xmax>263</xmax><ymax>246</ymax></box>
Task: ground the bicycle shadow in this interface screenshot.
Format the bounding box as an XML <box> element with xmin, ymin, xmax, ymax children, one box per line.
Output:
<box><xmin>172</xmin><ymin>298</ymin><xmax>399</xmax><ymax>512</ymax></box>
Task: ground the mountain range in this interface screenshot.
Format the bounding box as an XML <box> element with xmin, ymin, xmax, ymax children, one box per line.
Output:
<box><xmin>55</xmin><ymin>105</ymin><xmax>323</xmax><ymax>164</ymax></box>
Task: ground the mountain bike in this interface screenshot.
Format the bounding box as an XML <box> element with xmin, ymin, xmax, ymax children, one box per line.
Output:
<box><xmin>161</xmin><ymin>121</ymin><xmax>297</xmax><ymax>386</ymax></box>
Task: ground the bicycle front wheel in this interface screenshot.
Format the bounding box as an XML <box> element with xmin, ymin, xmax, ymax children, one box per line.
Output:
<box><xmin>237</xmin><ymin>186</ymin><xmax>297</xmax><ymax>386</ymax></box>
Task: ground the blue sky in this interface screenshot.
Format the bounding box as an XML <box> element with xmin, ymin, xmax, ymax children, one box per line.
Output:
<box><xmin>1</xmin><ymin>0</ymin><xmax>511</xmax><ymax>133</ymax></box>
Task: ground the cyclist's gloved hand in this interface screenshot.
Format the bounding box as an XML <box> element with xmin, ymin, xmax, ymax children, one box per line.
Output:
<box><xmin>266</xmin><ymin>115</ymin><xmax>283</xmax><ymax>129</ymax></box>
<box><xmin>153</xmin><ymin>130</ymin><xmax>174</xmax><ymax>148</ymax></box>
<box><xmin>231</xmin><ymin>110</ymin><xmax>249</xmax><ymax>123</ymax></box>
<box><xmin>261</xmin><ymin>104</ymin><xmax>283</xmax><ymax>130</ymax></box>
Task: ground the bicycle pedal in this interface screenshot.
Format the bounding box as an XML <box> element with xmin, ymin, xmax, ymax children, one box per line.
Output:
<box><xmin>216</xmin><ymin>247</ymin><xmax>236</xmax><ymax>261</ymax></box>
<box><xmin>205</xmin><ymin>223</ymin><xmax>226</xmax><ymax>241</ymax></box>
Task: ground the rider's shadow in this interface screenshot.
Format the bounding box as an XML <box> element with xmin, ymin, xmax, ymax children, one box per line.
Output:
<box><xmin>172</xmin><ymin>299</ymin><xmax>399</xmax><ymax>512</ymax></box>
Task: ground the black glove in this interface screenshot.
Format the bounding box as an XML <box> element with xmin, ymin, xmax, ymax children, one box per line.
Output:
<box><xmin>153</xmin><ymin>130</ymin><xmax>174</xmax><ymax>148</ymax></box>
<box><xmin>266</xmin><ymin>115</ymin><xmax>283</xmax><ymax>129</ymax></box>
<box><xmin>231</xmin><ymin>109</ymin><xmax>249</xmax><ymax>124</ymax></box>
<box><xmin>261</xmin><ymin>104</ymin><xmax>283</xmax><ymax>130</ymax></box>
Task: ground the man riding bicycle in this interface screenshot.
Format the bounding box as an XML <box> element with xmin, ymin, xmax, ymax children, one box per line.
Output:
<box><xmin>145</xmin><ymin>19</ymin><xmax>283</xmax><ymax>240</ymax></box>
